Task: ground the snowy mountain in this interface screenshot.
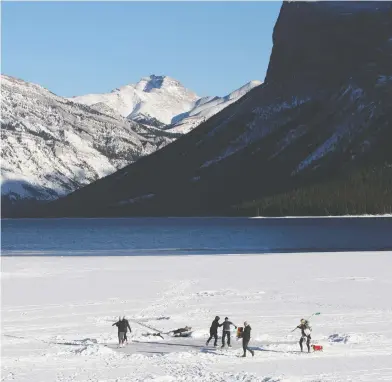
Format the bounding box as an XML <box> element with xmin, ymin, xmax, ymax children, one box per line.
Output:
<box><xmin>1</xmin><ymin>75</ymin><xmax>177</xmax><ymax>213</ymax></box>
<box><xmin>1</xmin><ymin>73</ymin><xmax>260</xmax><ymax>216</ymax></box>
<box><xmin>167</xmin><ymin>80</ymin><xmax>262</xmax><ymax>134</ymax></box>
<box><xmin>44</xmin><ymin>1</ymin><xmax>392</xmax><ymax>218</ymax></box>
<box><xmin>68</xmin><ymin>75</ymin><xmax>199</xmax><ymax>126</ymax></box>
<box><xmin>69</xmin><ymin>75</ymin><xmax>261</xmax><ymax>133</ymax></box>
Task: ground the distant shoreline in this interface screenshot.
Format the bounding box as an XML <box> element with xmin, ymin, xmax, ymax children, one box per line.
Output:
<box><xmin>2</xmin><ymin>214</ymin><xmax>392</xmax><ymax>220</ymax></box>
<box><xmin>251</xmin><ymin>214</ymin><xmax>392</xmax><ymax>219</ymax></box>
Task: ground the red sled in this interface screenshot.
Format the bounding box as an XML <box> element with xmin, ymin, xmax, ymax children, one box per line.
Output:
<box><xmin>312</xmin><ymin>345</ymin><xmax>323</xmax><ymax>352</ymax></box>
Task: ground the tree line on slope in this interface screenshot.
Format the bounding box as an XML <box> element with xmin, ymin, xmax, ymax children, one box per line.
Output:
<box><xmin>232</xmin><ymin>165</ymin><xmax>392</xmax><ymax>216</ymax></box>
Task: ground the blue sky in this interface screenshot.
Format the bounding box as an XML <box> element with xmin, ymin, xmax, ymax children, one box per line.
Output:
<box><xmin>1</xmin><ymin>2</ymin><xmax>281</xmax><ymax>97</ymax></box>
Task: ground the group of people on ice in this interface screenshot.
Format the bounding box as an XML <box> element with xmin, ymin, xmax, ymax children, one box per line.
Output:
<box><xmin>112</xmin><ymin>315</ymin><xmax>313</xmax><ymax>356</ymax></box>
<box><xmin>206</xmin><ymin>316</ymin><xmax>254</xmax><ymax>357</ymax></box>
<box><xmin>206</xmin><ymin>316</ymin><xmax>312</xmax><ymax>356</ymax></box>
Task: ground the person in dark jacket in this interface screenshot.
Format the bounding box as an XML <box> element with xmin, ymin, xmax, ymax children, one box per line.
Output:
<box><xmin>241</xmin><ymin>321</ymin><xmax>255</xmax><ymax>357</ymax></box>
<box><xmin>219</xmin><ymin>317</ymin><xmax>237</xmax><ymax>348</ymax></box>
<box><xmin>206</xmin><ymin>316</ymin><xmax>220</xmax><ymax>347</ymax></box>
<box><xmin>122</xmin><ymin>316</ymin><xmax>132</xmax><ymax>344</ymax></box>
<box><xmin>296</xmin><ymin>319</ymin><xmax>312</xmax><ymax>352</ymax></box>
<box><xmin>112</xmin><ymin>316</ymin><xmax>126</xmax><ymax>347</ymax></box>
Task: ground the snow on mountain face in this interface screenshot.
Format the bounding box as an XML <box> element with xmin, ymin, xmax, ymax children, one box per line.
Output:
<box><xmin>0</xmin><ymin>75</ymin><xmax>175</xmax><ymax>205</ymax></box>
<box><xmin>1</xmin><ymin>72</ymin><xmax>260</xmax><ymax>217</ymax></box>
<box><xmin>167</xmin><ymin>80</ymin><xmax>262</xmax><ymax>134</ymax></box>
<box><xmin>69</xmin><ymin>75</ymin><xmax>262</xmax><ymax>133</ymax></box>
<box><xmin>68</xmin><ymin>75</ymin><xmax>199</xmax><ymax>125</ymax></box>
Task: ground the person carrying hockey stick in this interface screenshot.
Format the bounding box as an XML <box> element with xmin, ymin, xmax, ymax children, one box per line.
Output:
<box><xmin>294</xmin><ymin>318</ymin><xmax>312</xmax><ymax>352</ymax></box>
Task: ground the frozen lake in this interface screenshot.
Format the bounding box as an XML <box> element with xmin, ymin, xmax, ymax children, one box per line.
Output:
<box><xmin>2</xmin><ymin>217</ymin><xmax>392</xmax><ymax>256</ymax></box>
<box><xmin>2</xmin><ymin>218</ymin><xmax>392</xmax><ymax>381</ymax></box>
<box><xmin>2</xmin><ymin>252</ymin><xmax>392</xmax><ymax>381</ymax></box>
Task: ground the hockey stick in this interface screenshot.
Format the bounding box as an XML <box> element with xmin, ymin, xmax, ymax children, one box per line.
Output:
<box><xmin>290</xmin><ymin>312</ymin><xmax>321</xmax><ymax>332</ymax></box>
<box><xmin>129</xmin><ymin>319</ymin><xmax>164</xmax><ymax>334</ymax></box>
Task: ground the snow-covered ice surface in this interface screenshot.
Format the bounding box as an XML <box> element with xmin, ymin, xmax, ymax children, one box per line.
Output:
<box><xmin>2</xmin><ymin>252</ymin><xmax>392</xmax><ymax>381</ymax></box>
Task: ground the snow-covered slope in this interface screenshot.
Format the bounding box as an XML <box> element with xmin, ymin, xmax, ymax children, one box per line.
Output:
<box><xmin>1</xmin><ymin>75</ymin><xmax>176</xmax><ymax>206</ymax></box>
<box><xmin>1</xmin><ymin>73</ymin><xmax>260</xmax><ymax>216</ymax></box>
<box><xmin>68</xmin><ymin>75</ymin><xmax>199</xmax><ymax>125</ymax></box>
<box><xmin>69</xmin><ymin>75</ymin><xmax>262</xmax><ymax>133</ymax></box>
<box><xmin>168</xmin><ymin>80</ymin><xmax>262</xmax><ymax>134</ymax></box>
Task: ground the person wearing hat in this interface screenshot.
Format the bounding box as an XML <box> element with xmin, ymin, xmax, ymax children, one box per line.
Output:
<box><xmin>219</xmin><ymin>317</ymin><xmax>237</xmax><ymax>348</ymax></box>
<box><xmin>206</xmin><ymin>316</ymin><xmax>220</xmax><ymax>347</ymax></box>
<box><xmin>241</xmin><ymin>321</ymin><xmax>255</xmax><ymax>357</ymax></box>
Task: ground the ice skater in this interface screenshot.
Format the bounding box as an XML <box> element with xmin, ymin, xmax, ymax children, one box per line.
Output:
<box><xmin>206</xmin><ymin>316</ymin><xmax>220</xmax><ymax>347</ymax></box>
<box><xmin>241</xmin><ymin>321</ymin><xmax>254</xmax><ymax>357</ymax></box>
<box><xmin>294</xmin><ymin>318</ymin><xmax>312</xmax><ymax>352</ymax></box>
<box><xmin>219</xmin><ymin>317</ymin><xmax>237</xmax><ymax>348</ymax></box>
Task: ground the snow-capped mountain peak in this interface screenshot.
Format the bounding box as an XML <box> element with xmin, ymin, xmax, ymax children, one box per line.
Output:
<box><xmin>69</xmin><ymin>75</ymin><xmax>262</xmax><ymax>131</ymax></box>
<box><xmin>69</xmin><ymin>75</ymin><xmax>199</xmax><ymax>125</ymax></box>
<box><xmin>136</xmin><ymin>74</ymin><xmax>181</xmax><ymax>92</ymax></box>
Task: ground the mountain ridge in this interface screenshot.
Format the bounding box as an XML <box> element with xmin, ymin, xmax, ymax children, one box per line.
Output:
<box><xmin>69</xmin><ymin>75</ymin><xmax>262</xmax><ymax>131</ymax></box>
<box><xmin>1</xmin><ymin>73</ymin><xmax>260</xmax><ymax>216</ymax></box>
<box><xmin>68</xmin><ymin>74</ymin><xmax>199</xmax><ymax>125</ymax></box>
<box><xmin>0</xmin><ymin>74</ymin><xmax>177</xmax><ymax>214</ymax></box>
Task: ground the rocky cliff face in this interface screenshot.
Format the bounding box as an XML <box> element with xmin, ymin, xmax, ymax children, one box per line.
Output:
<box><xmin>41</xmin><ymin>1</ymin><xmax>392</xmax><ymax>217</ymax></box>
<box><xmin>267</xmin><ymin>2</ymin><xmax>392</xmax><ymax>89</ymax></box>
